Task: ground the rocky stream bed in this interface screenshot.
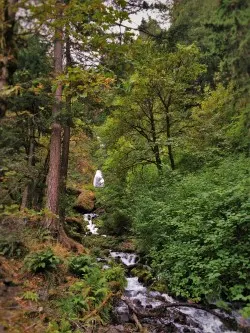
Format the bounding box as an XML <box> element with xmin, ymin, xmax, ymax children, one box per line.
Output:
<box><xmin>84</xmin><ymin>213</ymin><xmax>250</xmax><ymax>333</ymax></box>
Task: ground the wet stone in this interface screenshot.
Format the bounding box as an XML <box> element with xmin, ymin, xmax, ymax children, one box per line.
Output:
<box><xmin>114</xmin><ymin>302</ymin><xmax>130</xmax><ymax>323</ymax></box>
<box><xmin>111</xmin><ymin>251</ymin><xmax>240</xmax><ymax>333</ymax></box>
<box><xmin>133</xmin><ymin>299</ymin><xmax>142</xmax><ymax>307</ymax></box>
<box><xmin>174</xmin><ymin>312</ymin><xmax>188</xmax><ymax>325</ymax></box>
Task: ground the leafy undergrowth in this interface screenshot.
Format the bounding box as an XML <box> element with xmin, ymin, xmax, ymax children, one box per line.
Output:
<box><xmin>0</xmin><ymin>217</ymin><xmax>130</xmax><ymax>332</ymax></box>
<box><xmin>130</xmin><ymin>156</ymin><xmax>250</xmax><ymax>312</ymax></box>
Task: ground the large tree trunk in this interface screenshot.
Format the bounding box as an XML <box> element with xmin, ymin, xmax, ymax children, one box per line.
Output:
<box><xmin>60</xmin><ymin>35</ymin><xmax>71</xmax><ymax>204</ymax></box>
<box><xmin>57</xmin><ymin>35</ymin><xmax>84</xmax><ymax>252</ymax></box>
<box><xmin>165</xmin><ymin>111</ymin><xmax>175</xmax><ymax>170</ymax></box>
<box><xmin>45</xmin><ymin>2</ymin><xmax>63</xmax><ymax>234</ymax></box>
<box><xmin>0</xmin><ymin>0</ymin><xmax>18</xmax><ymax>117</ymax></box>
<box><xmin>157</xmin><ymin>91</ymin><xmax>175</xmax><ymax>170</ymax></box>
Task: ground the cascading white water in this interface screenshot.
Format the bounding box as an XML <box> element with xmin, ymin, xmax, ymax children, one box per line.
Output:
<box><xmin>125</xmin><ymin>277</ymin><xmax>163</xmax><ymax>308</ymax></box>
<box><xmin>179</xmin><ymin>307</ymin><xmax>237</xmax><ymax>333</ymax></box>
<box><xmin>82</xmin><ymin>221</ymin><xmax>242</xmax><ymax>332</ymax></box>
<box><xmin>113</xmin><ymin>251</ymin><xmax>239</xmax><ymax>333</ymax></box>
<box><xmin>83</xmin><ymin>213</ymin><xmax>99</xmax><ymax>234</ymax></box>
<box><xmin>109</xmin><ymin>251</ymin><xmax>138</xmax><ymax>267</ymax></box>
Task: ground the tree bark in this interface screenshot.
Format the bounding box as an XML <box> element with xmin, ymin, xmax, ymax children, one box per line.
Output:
<box><xmin>148</xmin><ymin>100</ymin><xmax>162</xmax><ymax>173</ymax></box>
<box><xmin>57</xmin><ymin>34</ymin><xmax>84</xmax><ymax>252</ymax></box>
<box><xmin>157</xmin><ymin>91</ymin><xmax>175</xmax><ymax>170</ymax></box>
<box><xmin>60</xmin><ymin>35</ymin><xmax>71</xmax><ymax>221</ymax></box>
<box><xmin>0</xmin><ymin>0</ymin><xmax>18</xmax><ymax>117</ymax></box>
<box><xmin>45</xmin><ymin>1</ymin><xmax>63</xmax><ymax>234</ymax></box>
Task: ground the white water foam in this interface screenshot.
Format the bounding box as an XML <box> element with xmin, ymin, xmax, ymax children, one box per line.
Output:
<box><xmin>124</xmin><ymin>276</ymin><xmax>238</xmax><ymax>332</ymax></box>
<box><xmin>110</xmin><ymin>251</ymin><xmax>138</xmax><ymax>267</ymax></box>
<box><xmin>84</xmin><ymin>213</ymin><xmax>98</xmax><ymax>234</ymax></box>
<box><xmin>114</xmin><ymin>251</ymin><xmax>239</xmax><ymax>333</ymax></box>
<box><xmin>125</xmin><ymin>277</ymin><xmax>163</xmax><ymax>308</ymax></box>
<box><xmin>179</xmin><ymin>307</ymin><xmax>238</xmax><ymax>333</ymax></box>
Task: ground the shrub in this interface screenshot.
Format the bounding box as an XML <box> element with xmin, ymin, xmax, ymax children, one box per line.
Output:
<box><xmin>58</xmin><ymin>267</ymin><xmax>111</xmax><ymax>323</ymax></box>
<box><xmin>68</xmin><ymin>255</ymin><xmax>97</xmax><ymax>278</ymax></box>
<box><xmin>24</xmin><ymin>248</ymin><xmax>62</xmax><ymax>273</ymax></box>
<box><xmin>102</xmin><ymin>210</ymin><xmax>132</xmax><ymax>236</ymax></box>
<box><xmin>104</xmin><ymin>266</ymin><xmax>127</xmax><ymax>292</ymax></box>
<box><xmin>46</xmin><ymin>319</ymin><xmax>74</xmax><ymax>333</ymax></box>
<box><xmin>58</xmin><ymin>292</ymin><xmax>89</xmax><ymax>318</ymax></box>
<box><xmin>131</xmin><ymin>156</ymin><xmax>250</xmax><ymax>302</ymax></box>
<box><xmin>131</xmin><ymin>266</ymin><xmax>153</xmax><ymax>286</ymax></box>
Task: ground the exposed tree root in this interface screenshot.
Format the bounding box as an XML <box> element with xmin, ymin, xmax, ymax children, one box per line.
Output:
<box><xmin>58</xmin><ymin>225</ymin><xmax>85</xmax><ymax>253</ymax></box>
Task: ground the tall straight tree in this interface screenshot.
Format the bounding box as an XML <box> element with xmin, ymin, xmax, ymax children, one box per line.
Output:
<box><xmin>59</xmin><ymin>35</ymin><xmax>71</xmax><ymax>222</ymax></box>
<box><xmin>0</xmin><ymin>0</ymin><xmax>18</xmax><ymax>117</ymax></box>
<box><xmin>45</xmin><ymin>0</ymin><xmax>63</xmax><ymax>233</ymax></box>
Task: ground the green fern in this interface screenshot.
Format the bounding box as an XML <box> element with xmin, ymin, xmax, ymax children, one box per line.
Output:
<box><xmin>24</xmin><ymin>248</ymin><xmax>62</xmax><ymax>273</ymax></box>
<box><xmin>22</xmin><ymin>291</ymin><xmax>39</xmax><ymax>302</ymax></box>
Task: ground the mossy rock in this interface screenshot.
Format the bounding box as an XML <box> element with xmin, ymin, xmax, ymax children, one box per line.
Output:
<box><xmin>75</xmin><ymin>190</ymin><xmax>95</xmax><ymax>213</ymax></box>
<box><xmin>150</xmin><ymin>281</ymin><xmax>169</xmax><ymax>293</ymax></box>
<box><xmin>65</xmin><ymin>217</ymin><xmax>87</xmax><ymax>241</ymax></box>
<box><xmin>131</xmin><ymin>266</ymin><xmax>153</xmax><ymax>286</ymax></box>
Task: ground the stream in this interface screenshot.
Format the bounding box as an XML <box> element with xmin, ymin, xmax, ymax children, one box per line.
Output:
<box><xmin>84</xmin><ymin>214</ymin><xmax>243</xmax><ymax>333</ymax></box>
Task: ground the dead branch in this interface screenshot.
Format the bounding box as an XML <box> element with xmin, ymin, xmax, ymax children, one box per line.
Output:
<box><xmin>81</xmin><ymin>292</ymin><xmax>121</xmax><ymax>322</ymax></box>
<box><xmin>132</xmin><ymin>313</ymin><xmax>148</xmax><ymax>333</ymax></box>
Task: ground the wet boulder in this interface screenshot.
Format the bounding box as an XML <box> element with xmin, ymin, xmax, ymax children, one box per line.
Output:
<box><xmin>113</xmin><ymin>301</ymin><xmax>130</xmax><ymax>323</ymax></box>
<box><xmin>74</xmin><ymin>190</ymin><xmax>95</xmax><ymax>213</ymax></box>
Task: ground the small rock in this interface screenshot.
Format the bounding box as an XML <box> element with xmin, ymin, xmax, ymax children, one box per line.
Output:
<box><xmin>114</xmin><ymin>324</ymin><xmax>125</xmax><ymax>332</ymax></box>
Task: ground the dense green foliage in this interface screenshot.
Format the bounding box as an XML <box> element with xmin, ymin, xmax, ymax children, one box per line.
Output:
<box><xmin>68</xmin><ymin>255</ymin><xmax>98</xmax><ymax>278</ymax></box>
<box><xmin>129</xmin><ymin>156</ymin><xmax>250</xmax><ymax>302</ymax></box>
<box><xmin>101</xmin><ymin>210</ymin><xmax>132</xmax><ymax>236</ymax></box>
<box><xmin>60</xmin><ymin>261</ymin><xmax>126</xmax><ymax>323</ymax></box>
<box><xmin>104</xmin><ymin>265</ymin><xmax>127</xmax><ymax>291</ymax></box>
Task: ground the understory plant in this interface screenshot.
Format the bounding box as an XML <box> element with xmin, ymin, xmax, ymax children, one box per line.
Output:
<box><xmin>58</xmin><ymin>259</ymin><xmax>127</xmax><ymax>325</ymax></box>
<box><xmin>24</xmin><ymin>248</ymin><xmax>62</xmax><ymax>273</ymax></box>
<box><xmin>129</xmin><ymin>156</ymin><xmax>250</xmax><ymax>305</ymax></box>
<box><xmin>68</xmin><ymin>254</ymin><xmax>97</xmax><ymax>278</ymax></box>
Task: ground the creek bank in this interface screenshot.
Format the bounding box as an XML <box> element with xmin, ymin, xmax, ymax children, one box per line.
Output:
<box><xmin>111</xmin><ymin>252</ymin><xmax>239</xmax><ymax>333</ymax></box>
<box><xmin>83</xmin><ymin>213</ymin><xmax>248</xmax><ymax>333</ymax></box>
